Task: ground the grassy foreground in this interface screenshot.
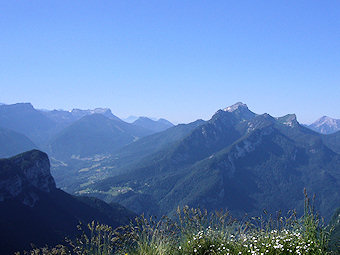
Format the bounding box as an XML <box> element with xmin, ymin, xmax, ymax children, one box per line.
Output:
<box><xmin>19</xmin><ymin>193</ymin><xmax>338</xmax><ymax>255</ymax></box>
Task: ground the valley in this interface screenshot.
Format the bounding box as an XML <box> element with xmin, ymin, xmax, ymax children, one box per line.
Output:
<box><xmin>1</xmin><ymin>102</ymin><xmax>339</xmax><ymax>221</ymax></box>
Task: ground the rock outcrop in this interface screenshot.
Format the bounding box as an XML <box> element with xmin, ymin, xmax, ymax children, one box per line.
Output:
<box><xmin>0</xmin><ymin>150</ymin><xmax>135</xmax><ymax>254</ymax></box>
<box><xmin>0</xmin><ymin>150</ymin><xmax>55</xmax><ymax>206</ymax></box>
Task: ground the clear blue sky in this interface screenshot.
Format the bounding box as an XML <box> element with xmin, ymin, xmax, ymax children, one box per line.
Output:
<box><xmin>1</xmin><ymin>1</ymin><xmax>339</xmax><ymax>124</ymax></box>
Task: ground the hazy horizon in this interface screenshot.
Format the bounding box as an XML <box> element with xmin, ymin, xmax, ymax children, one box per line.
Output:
<box><xmin>0</xmin><ymin>100</ymin><xmax>334</xmax><ymax>125</ymax></box>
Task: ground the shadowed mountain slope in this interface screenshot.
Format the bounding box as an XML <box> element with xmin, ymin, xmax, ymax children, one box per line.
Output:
<box><xmin>84</xmin><ymin>103</ymin><xmax>340</xmax><ymax>221</ymax></box>
<box><xmin>0</xmin><ymin>150</ymin><xmax>135</xmax><ymax>254</ymax></box>
<box><xmin>322</xmin><ymin>130</ymin><xmax>340</xmax><ymax>154</ymax></box>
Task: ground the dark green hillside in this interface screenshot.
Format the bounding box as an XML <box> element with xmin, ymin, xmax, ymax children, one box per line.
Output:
<box><xmin>0</xmin><ymin>127</ymin><xmax>37</xmax><ymax>158</ymax></box>
<box><xmin>0</xmin><ymin>150</ymin><xmax>135</xmax><ymax>254</ymax></box>
<box><xmin>157</xmin><ymin>126</ymin><xmax>340</xmax><ymax>219</ymax></box>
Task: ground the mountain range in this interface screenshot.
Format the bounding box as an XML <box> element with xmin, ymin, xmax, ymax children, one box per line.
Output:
<box><xmin>0</xmin><ymin>103</ymin><xmax>174</xmax><ymax>159</ymax></box>
<box><xmin>41</xmin><ymin>107</ymin><xmax>122</xmax><ymax>128</ymax></box>
<box><xmin>71</xmin><ymin>103</ymin><xmax>340</xmax><ymax>221</ymax></box>
<box><xmin>1</xmin><ymin>102</ymin><xmax>339</xmax><ymax>223</ymax></box>
<box><xmin>0</xmin><ymin>150</ymin><xmax>135</xmax><ymax>254</ymax></box>
<box><xmin>48</xmin><ymin>113</ymin><xmax>153</xmax><ymax>160</ymax></box>
<box><xmin>0</xmin><ymin>103</ymin><xmax>57</xmax><ymax>147</ymax></box>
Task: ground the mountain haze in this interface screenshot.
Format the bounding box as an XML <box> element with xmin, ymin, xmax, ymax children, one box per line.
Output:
<box><xmin>0</xmin><ymin>127</ymin><xmax>37</xmax><ymax>158</ymax></box>
<box><xmin>133</xmin><ymin>117</ymin><xmax>174</xmax><ymax>133</ymax></box>
<box><xmin>0</xmin><ymin>103</ymin><xmax>56</xmax><ymax>146</ymax></box>
<box><xmin>123</xmin><ymin>115</ymin><xmax>139</xmax><ymax>123</ymax></box>
<box><xmin>69</xmin><ymin>108</ymin><xmax>122</xmax><ymax>121</ymax></box>
<box><xmin>49</xmin><ymin>114</ymin><xmax>153</xmax><ymax>160</ymax></box>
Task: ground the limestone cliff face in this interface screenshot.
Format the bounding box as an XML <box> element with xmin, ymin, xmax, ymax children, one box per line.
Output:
<box><xmin>0</xmin><ymin>150</ymin><xmax>56</xmax><ymax>206</ymax></box>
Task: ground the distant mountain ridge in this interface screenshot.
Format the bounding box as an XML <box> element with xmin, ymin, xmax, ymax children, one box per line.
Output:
<box><xmin>0</xmin><ymin>103</ymin><xmax>56</xmax><ymax>146</ymax></box>
<box><xmin>133</xmin><ymin>117</ymin><xmax>174</xmax><ymax>133</ymax></box>
<box><xmin>0</xmin><ymin>127</ymin><xmax>37</xmax><ymax>158</ymax></box>
<box><xmin>69</xmin><ymin>108</ymin><xmax>122</xmax><ymax>121</ymax></box>
<box><xmin>49</xmin><ymin>113</ymin><xmax>153</xmax><ymax>160</ymax></box>
<box><xmin>0</xmin><ymin>102</ymin><xmax>174</xmax><ymax>161</ymax></box>
<box><xmin>80</xmin><ymin>103</ymin><xmax>340</xmax><ymax>221</ymax></box>
<box><xmin>124</xmin><ymin>115</ymin><xmax>139</xmax><ymax>123</ymax></box>
<box><xmin>307</xmin><ymin>116</ymin><xmax>340</xmax><ymax>134</ymax></box>
<box><xmin>41</xmin><ymin>107</ymin><xmax>122</xmax><ymax>128</ymax></box>
<box><xmin>0</xmin><ymin>150</ymin><xmax>135</xmax><ymax>254</ymax></box>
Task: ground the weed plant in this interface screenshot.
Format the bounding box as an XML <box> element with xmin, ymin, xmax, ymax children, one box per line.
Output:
<box><xmin>20</xmin><ymin>191</ymin><xmax>337</xmax><ymax>255</ymax></box>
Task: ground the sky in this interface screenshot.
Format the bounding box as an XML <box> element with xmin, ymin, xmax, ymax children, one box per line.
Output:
<box><xmin>0</xmin><ymin>1</ymin><xmax>339</xmax><ymax>124</ymax></box>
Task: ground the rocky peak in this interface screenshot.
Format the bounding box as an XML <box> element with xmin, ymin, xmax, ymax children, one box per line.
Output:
<box><xmin>221</xmin><ymin>102</ymin><xmax>256</xmax><ymax>121</ymax></box>
<box><xmin>223</xmin><ymin>102</ymin><xmax>248</xmax><ymax>112</ymax></box>
<box><xmin>0</xmin><ymin>150</ymin><xmax>56</xmax><ymax>206</ymax></box>
<box><xmin>277</xmin><ymin>114</ymin><xmax>299</xmax><ymax>127</ymax></box>
<box><xmin>246</xmin><ymin>113</ymin><xmax>276</xmax><ymax>132</ymax></box>
<box><xmin>314</xmin><ymin>116</ymin><xmax>340</xmax><ymax>127</ymax></box>
<box><xmin>308</xmin><ymin>116</ymin><xmax>340</xmax><ymax>134</ymax></box>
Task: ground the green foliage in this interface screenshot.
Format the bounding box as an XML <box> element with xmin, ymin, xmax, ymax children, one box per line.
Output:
<box><xmin>21</xmin><ymin>195</ymin><xmax>337</xmax><ymax>255</ymax></box>
<box><xmin>327</xmin><ymin>208</ymin><xmax>340</xmax><ymax>252</ymax></box>
<box><xmin>70</xmin><ymin>222</ymin><xmax>116</xmax><ymax>255</ymax></box>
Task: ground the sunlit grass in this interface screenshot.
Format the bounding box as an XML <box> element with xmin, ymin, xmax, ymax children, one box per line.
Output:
<box><xmin>20</xmin><ymin>191</ymin><xmax>337</xmax><ymax>255</ymax></box>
